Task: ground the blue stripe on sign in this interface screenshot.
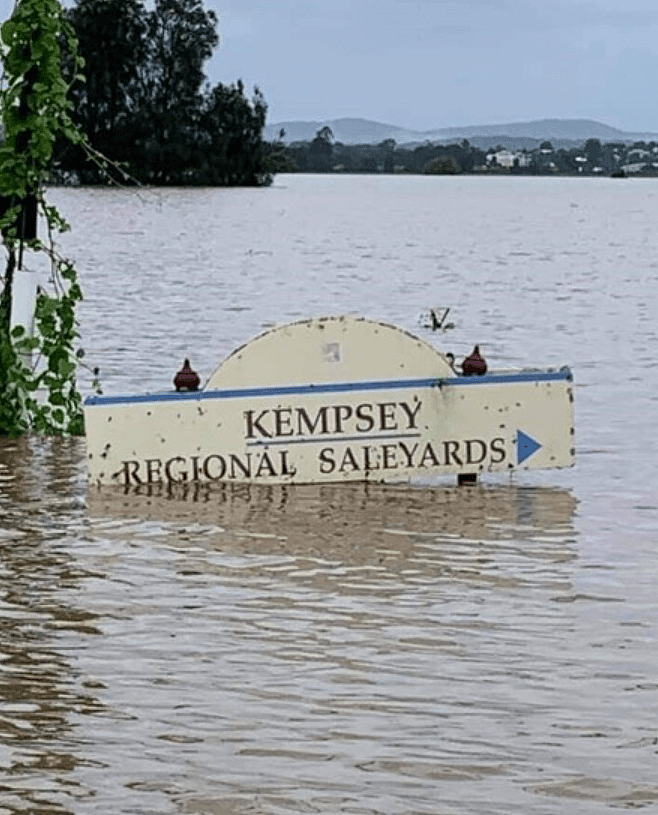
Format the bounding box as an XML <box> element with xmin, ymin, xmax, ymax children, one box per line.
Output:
<box><xmin>84</xmin><ymin>367</ymin><xmax>572</xmax><ymax>407</ymax></box>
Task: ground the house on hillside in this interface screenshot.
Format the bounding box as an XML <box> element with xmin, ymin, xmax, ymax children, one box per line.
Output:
<box><xmin>486</xmin><ymin>149</ymin><xmax>531</xmax><ymax>169</ymax></box>
<box><xmin>621</xmin><ymin>162</ymin><xmax>648</xmax><ymax>174</ymax></box>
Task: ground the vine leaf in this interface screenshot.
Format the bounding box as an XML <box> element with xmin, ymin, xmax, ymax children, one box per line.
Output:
<box><xmin>0</xmin><ymin>0</ymin><xmax>93</xmax><ymax>437</ymax></box>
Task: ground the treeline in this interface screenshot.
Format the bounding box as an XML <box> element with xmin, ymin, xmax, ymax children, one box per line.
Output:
<box><xmin>272</xmin><ymin>128</ymin><xmax>658</xmax><ymax>177</ymax></box>
<box><xmin>273</xmin><ymin>128</ymin><xmax>483</xmax><ymax>175</ymax></box>
<box><xmin>55</xmin><ymin>0</ymin><xmax>272</xmax><ymax>186</ymax></box>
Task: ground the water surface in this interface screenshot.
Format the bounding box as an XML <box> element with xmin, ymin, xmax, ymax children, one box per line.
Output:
<box><xmin>1</xmin><ymin>175</ymin><xmax>657</xmax><ymax>814</ymax></box>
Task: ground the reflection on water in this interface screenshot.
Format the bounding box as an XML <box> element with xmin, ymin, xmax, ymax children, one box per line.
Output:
<box><xmin>87</xmin><ymin>481</ymin><xmax>578</xmax><ymax>595</ymax></box>
<box><xmin>81</xmin><ymin>480</ymin><xmax>588</xmax><ymax>815</ymax></box>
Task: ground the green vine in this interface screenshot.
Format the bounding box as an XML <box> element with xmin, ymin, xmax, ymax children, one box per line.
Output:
<box><xmin>0</xmin><ymin>0</ymin><xmax>92</xmax><ymax>436</ymax></box>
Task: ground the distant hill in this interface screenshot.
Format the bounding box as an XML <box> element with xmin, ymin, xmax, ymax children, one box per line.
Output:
<box><xmin>264</xmin><ymin>117</ymin><xmax>658</xmax><ymax>147</ymax></box>
<box><xmin>265</xmin><ymin>118</ymin><xmax>412</xmax><ymax>145</ymax></box>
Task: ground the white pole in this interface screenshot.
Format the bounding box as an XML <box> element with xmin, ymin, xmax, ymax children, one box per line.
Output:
<box><xmin>10</xmin><ymin>269</ymin><xmax>38</xmax><ymax>335</ymax></box>
<box><xmin>10</xmin><ymin>268</ymin><xmax>38</xmax><ymax>367</ymax></box>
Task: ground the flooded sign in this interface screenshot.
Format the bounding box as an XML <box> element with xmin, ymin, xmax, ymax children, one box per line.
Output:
<box><xmin>84</xmin><ymin>317</ymin><xmax>574</xmax><ymax>487</ymax></box>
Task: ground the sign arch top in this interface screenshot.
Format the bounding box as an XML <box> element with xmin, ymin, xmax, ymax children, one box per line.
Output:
<box><xmin>205</xmin><ymin>315</ymin><xmax>456</xmax><ymax>390</ymax></box>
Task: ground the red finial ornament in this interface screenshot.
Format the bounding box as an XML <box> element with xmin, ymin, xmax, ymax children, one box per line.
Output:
<box><xmin>461</xmin><ymin>345</ymin><xmax>487</xmax><ymax>376</ymax></box>
<box><xmin>174</xmin><ymin>358</ymin><xmax>200</xmax><ymax>391</ymax></box>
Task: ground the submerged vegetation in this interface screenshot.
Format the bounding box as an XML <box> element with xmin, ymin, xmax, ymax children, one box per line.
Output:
<box><xmin>58</xmin><ymin>0</ymin><xmax>272</xmax><ymax>187</ymax></box>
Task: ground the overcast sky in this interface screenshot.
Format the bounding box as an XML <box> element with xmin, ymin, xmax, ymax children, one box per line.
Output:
<box><xmin>2</xmin><ymin>0</ymin><xmax>657</xmax><ymax>132</ymax></box>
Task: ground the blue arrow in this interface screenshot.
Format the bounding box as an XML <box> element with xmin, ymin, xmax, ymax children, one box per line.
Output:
<box><xmin>517</xmin><ymin>429</ymin><xmax>542</xmax><ymax>464</ymax></box>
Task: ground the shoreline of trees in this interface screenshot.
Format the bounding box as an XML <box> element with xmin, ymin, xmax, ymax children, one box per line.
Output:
<box><xmin>271</xmin><ymin>128</ymin><xmax>658</xmax><ymax>178</ymax></box>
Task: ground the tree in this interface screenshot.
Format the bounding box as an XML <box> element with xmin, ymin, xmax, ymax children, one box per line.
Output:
<box><xmin>283</xmin><ymin>141</ymin><xmax>309</xmax><ymax>171</ymax></box>
<box><xmin>63</xmin><ymin>0</ymin><xmax>272</xmax><ymax>186</ymax></box>
<box><xmin>198</xmin><ymin>82</ymin><xmax>272</xmax><ymax>186</ymax></box>
<box><xmin>264</xmin><ymin>128</ymin><xmax>297</xmax><ymax>174</ymax></box>
<box><xmin>308</xmin><ymin>126</ymin><xmax>334</xmax><ymax>172</ymax></box>
<box><xmin>379</xmin><ymin>138</ymin><xmax>396</xmax><ymax>173</ymax></box>
<box><xmin>137</xmin><ymin>0</ymin><xmax>218</xmax><ymax>182</ymax></box>
<box><xmin>65</xmin><ymin>0</ymin><xmax>147</xmax><ymax>155</ymax></box>
<box><xmin>316</xmin><ymin>126</ymin><xmax>334</xmax><ymax>143</ymax></box>
<box><xmin>422</xmin><ymin>156</ymin><xmax>461</xmax><ymax>175</ymax></box>
<box><xmin>584</xmin><ymin>138</ymin><xmax>602</xmax><ymax>166</ymax></box>
<box><xmin>456</xmin><ymin>141</ymin><xmax>475</xmax><ymax>172</ymax></box>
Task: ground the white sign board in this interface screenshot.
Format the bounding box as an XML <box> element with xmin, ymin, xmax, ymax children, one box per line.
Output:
<box><xmin>85</xmin><ymin>317</ymin><xmax>574</xmax><ymax>487</ymax></box>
